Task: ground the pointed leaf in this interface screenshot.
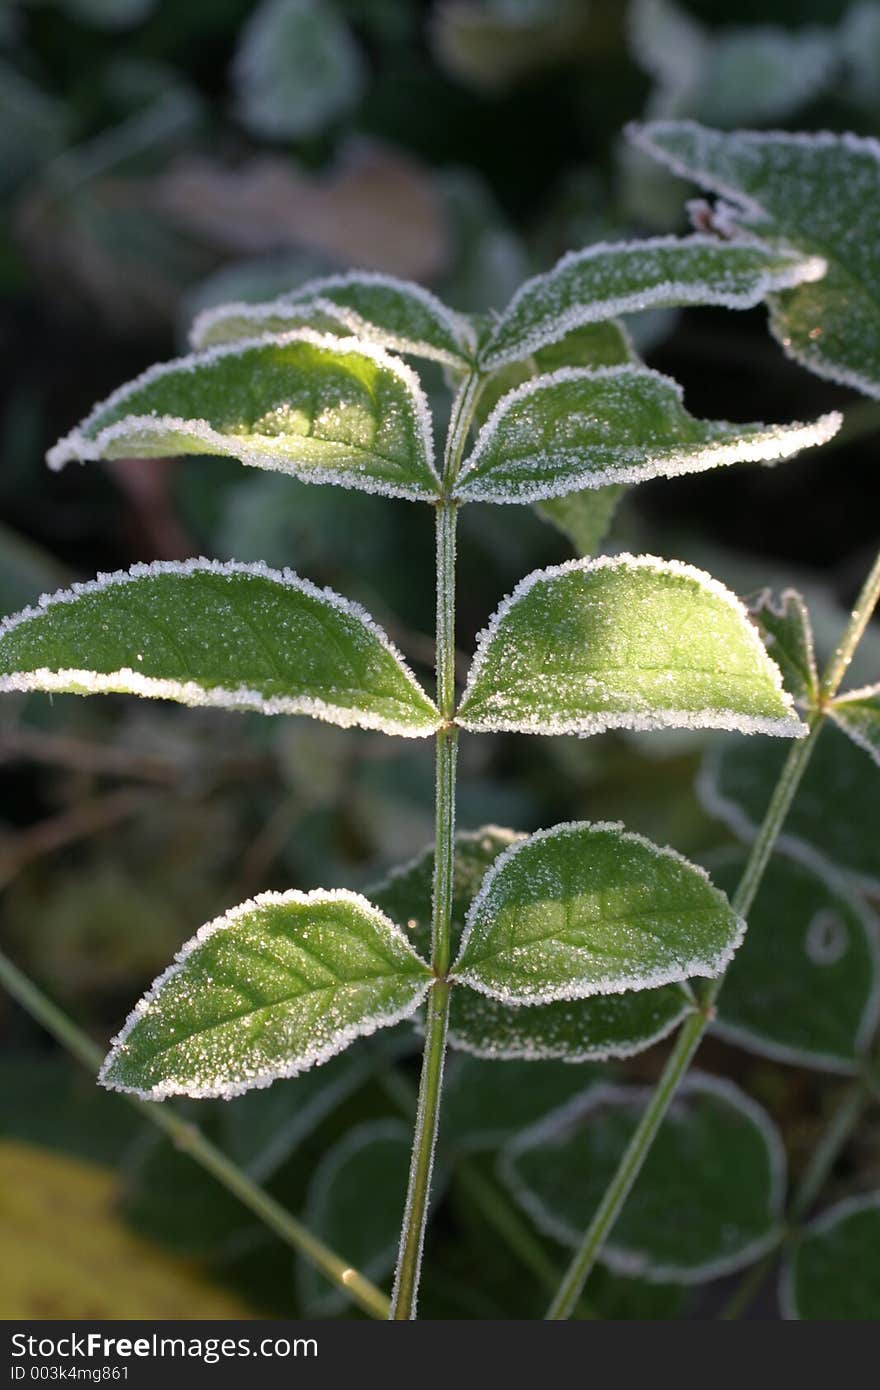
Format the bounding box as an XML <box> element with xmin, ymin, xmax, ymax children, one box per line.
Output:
<box><xmin>478</xmin><ymin>234</ymin><xmax>826</xmax><ymax>370</ymax></box>
<box><xmin>829</xmin><ymin>684</ymin><xmax>880</xmax><ymax>768</ymax></box>
<box><xmin>0</xmin><ymin>560</ymin><xmax>439</xmax><ymax>736</ymax></box>
<box><xmin>781</xmin><ymin>1195</ymin><xmax>880</xmax><ymax>1320</ymax></box>
<box><xmin>370</xmin><ymin>828</ymin><xmax>692</xmax><ymax>1061</ymax></box>
<box><xmin>535</xmin><ymin>485</ymin><xmax>625</xmax><ymax>558</ymax></box>
<box><xmin>454</xmin><ymin>364</ymin><xmax>839</xmax><ymax>504</ymax></box>
<box><xmin>47</xmin><ymin>330</ymin><xmax>438</xmax><ymax>501</ymax></box>
<box><xmin>501</xmin><ymin>1074</ymin><xmax>785</xmax><ymax>1283</ymax></box>
<box><xmin>749</xmin><ymin>587</ymin><xmax>818</xmax><ymax>705</ymax></box>
<box><xmin>458</xmin><ymin>554</ymin><xmax>806</xmax><ymax>738</ymax></box>
<box><xmin>298</xmin><ymin>1120</ymin><xmax>411</xmax><ymax>1317</ymax></box>
<box><xmin>191</xmin><ymin>271</ymin><xmax>474</xmax><ymax>368</ymax></box>
<box><xmin>451</xmin><ymin>821</ymin><xmax>744</xmax><ymax>1005</ymax></box>
<box><xmin>711</xmin><ymin>845</ymin><xmax>880</xmax><ymax>1074</ymax></box>
<box><xmin>630</xmin><ymin>121</ymin><xmax>880</xmax><ymax>397</ymax></box>
<box><xmin>232</xmin><ymin>0</ymin><xmax>364</xmax><ymax>142</ymax></box>
<box><xmin>100</xmin><ymin>889</ymin><xmax>432</xmax><ymax>1099</ymax></box>
<box><xmin>699</xmin><ymin>723</ymin><xmax>880</xmax><ymax>892</ymax></box>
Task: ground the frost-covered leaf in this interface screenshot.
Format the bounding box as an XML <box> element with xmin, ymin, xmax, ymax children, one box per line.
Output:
<box><xmin>442</xmin><ymin>1058</ymin><xmax>601</xmax><ymax>1154</ymax></box>
<box><xmin>232</xmin><ymin>0</ymin><xmax>364</xmax><ymax>141</ymax></box>
<box><xmin>535</xmin><ymin>486</ymin><xmax>624</xmax><ymax>559</ymax></box>
<box><xmin>477</xmin><ymin>235</ymin><xmax>826</xmax><ymax>370</ymax></box>
<box><xmin>710</xmin><ymin>846</ymin><xmax>880</xmax><ymax>1074</ymax></box>
<box><xmin>631</xmin><ymin>0</ymin><xmax>836</xmax><ymax>129</ymax></box>
<box><xmin>190</xmin><ymin>271</ymin><xmax>474</xmax><ymax>367</ymax></box>
<box><xmin>749</xmin><ymin>588</ymin><xmax>819</xmax><ymax>706</ymax></box>
<box><xmin>298</xmin><ymin>1121</ymin><xmax>410</xmax><ymax>1316</ymax></box>
<box><xmin>501</xmin><ymin>1074</ymin><xmax>785</xmax><ymax>1283</ymax></box>
<box><xmin>451</xmin><ymin>821</ymin><xmax>743</xmax><ymax>1005</ymax></box>
<box><xmin>781</xmin><ymin>1194</ymin><xmax>880</xmax><ymax>1320</ymax></box>
<box><xmin>630</xmin><ymin>121</ymin><xmax>880</xmax><ymax>398</ymax></box>
<box><xmin>99</xmin><ymin>889</ymin><xmax>432</xmax><ymax>1099</ymax></box>
<box><xmin>458</xmin><ymin>554</ymin><xmax>806</xmax><ymax>738</ymax></box>
<box><xmin>47</xmin><ymin>330</ymin><xmax>438</xmax><ymax>502</ymax></box>
<box><xmin>699</xmin><ymin>723</ymin><xmax>880</xmax><ymax>892</ymax></box>
<box><xmin>454</xmin><ymin>364</ymin><xmax>839</xmax><ymax>504</ymax></box>
<box><xmin>370</xmin><ymin>828</ymin><xmax>692</xmax><ymax>1061</ymax></box>
<box><xmin>0</xmin><ymin>560</ymin><xmax>440</xmax><ymax>738</ymax></box>
<box><xmin>829</xmin><ymin>684</ymin><xmax>880</xmax><ymax>768</ymax></box>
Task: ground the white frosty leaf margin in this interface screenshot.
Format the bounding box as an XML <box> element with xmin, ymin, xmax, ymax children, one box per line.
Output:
<box><xmin>457</xmin><ymin>552</ymin><xmax>807</xmax><ymax>739</ymax></box>
<box><xmin>453</xmin><ymin>363</ymin><xmax>841</xmax><ymax>503</ymax></box>
<box><xmin>99</xmin><ymin>887</ymin><xmax>432</xmax><ymax>1101</ymax></box>
<box><xmin>709</xmin><ymin>839</ymin><xmax>880</xmax><ymax>1076</ymax></box>
<box><xmin>190</xmin><ymin>270</ymin><xmax>476</xmax><ymax>367</ymax></box>
<box><xmin>779</xmin><ymin>1191</ymin><xmax>880</xmax><ymax>1320</ymax></box>
<box><xmin>0</xmin><ymin>557</ymin><xmax>441</xmax><ymax>738</ymax></box>
<box><xmin>747</xmin><ymin>585</ymin><xmax>820</xmax><ymax>704</ymax></box>
<box><xmin>449</xmin><ymin>819</ymin><xmax>747</xmax><ymax>1005</ymax></box>
<box><xmin>500</xmin><ymin>1072</ymin><xmax>787</xmax><ymax>1285</ymax></box>
<box><xmin>828</xmin><ymin>682</ymin><xmax>880</xmax><ymax>768</ymax></box>
<box><xmin>478</xmin><ymin>233</ymin><xmax>827</xmax><ymax>370</ymax></box>
<box><xmin>627</xmin><ymin>121</ymin><xmax>880</xmax><ymax>398</ymax></box>
<box><xmin>46</xmin><ymin>328</ymin><xmax>439</xmax><ymax>502</ymax></box>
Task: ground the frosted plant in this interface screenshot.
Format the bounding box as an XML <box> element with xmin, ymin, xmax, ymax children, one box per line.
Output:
<box><xmin>1</xmin><ymin>126</ymin><xmax>878</xmax><ymax>1321</ymax></box>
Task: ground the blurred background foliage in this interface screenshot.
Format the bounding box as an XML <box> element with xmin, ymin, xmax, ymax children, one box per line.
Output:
<box><xmin>0</xmin><ymin>0</ymin><xmax>878</xmax><ymax>1319</ymax></box>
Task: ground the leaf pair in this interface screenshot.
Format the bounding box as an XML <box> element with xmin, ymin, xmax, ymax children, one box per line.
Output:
<box><xmin>100</xmin><ymin>821</ymin><xmax>745</xmax><ymax>1100</ymax></box>
<box><xmin>0</xmin><ymin>553</ymin><xmax>805</xmax><ymax>743</ymax></box>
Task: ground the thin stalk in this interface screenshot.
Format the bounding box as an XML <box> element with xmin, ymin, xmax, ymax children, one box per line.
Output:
<box><xmin>390</xmin><ymin>372</ymin><xmax>484</xmax><ymax>1319</ymax></box>
<box><xmin>546</xmin><ymin>547</ymin><xmax>880</xmax><ymax>1320</ymax></box>
<box><xmin>0</xmin><ymin>945</ymin><xmax>390</xmax><ymax>1319</ymax></box>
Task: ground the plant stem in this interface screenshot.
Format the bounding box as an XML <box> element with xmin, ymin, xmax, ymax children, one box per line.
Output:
<box><xmin>390</xmin><ymin>373</ymin><xmax>483</xmax><ymax>1319</ymax></box>
<box><xmin>0</xmin><ymin>945</ymin><xmax>390</xmax><ymax>1319</ymax></box>
<box><xmin>546</xmin><ymin>546</ymin><xmax>880</xmax><ymax>1320</ymax></box>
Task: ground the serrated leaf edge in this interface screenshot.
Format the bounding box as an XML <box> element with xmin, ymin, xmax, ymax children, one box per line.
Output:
<box><xmin>457</xmin><ymin>552</ymin><xmax>808</xmax><ymax>739</ymax></box>
<box><xmin>46</xmin><ymin>328</ymin><xmax>439</xmax><ymax>501</ymax></box>
<box><xmin>0</xmin><ymin>557</ymin><xmax>441</xmax><ymax>737</ymax></box>
<box><xmin>747</xmin><ymin>585</ymin><xmax>820</xmax><ymax>704</ymax></box>
<box><xmin>828</xmin><ymin>682</ymin><xmax>880</xmax><ymax>768</ymax></box>
<box><xmin>449</xmin><ymin>819</ymin><xmax>747</xmax><ymax>1004</ymax></box>
<box><xmin>99</xmin><ymin>887</ymin><xmax>432</xmax><ymax>1101</ymax></box>
<box><xmin>500</xmin><ymin>1071</ymin><xmax>787</xmax><ymax>1284</ymax></box>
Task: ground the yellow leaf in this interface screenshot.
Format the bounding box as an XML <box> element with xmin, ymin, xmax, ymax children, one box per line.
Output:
<box><xmin>0</xmin><ymin>1140</ymin><xmax>256</xmax><ymax>1319</ymax></box>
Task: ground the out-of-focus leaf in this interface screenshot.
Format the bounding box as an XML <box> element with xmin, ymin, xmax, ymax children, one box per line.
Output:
<box><xmin>711</xmin><ymin>846</ymin><xmax>880</xmax><ymax>1073</ymax></box>
<box><xmin>298</xmin><ymin>1121</ymin><xmax>411</xmax><ymax>1316</ymax></box>
<box><xmin>232</xmin><ymin>0</ymin><xmax>364</xmax><ymax>141</ymax></box>
<box><xmin>0</xmin><ymin>59</ymin><xmax>68</xmax><ymax>195</ymax></box>
<box><xmin>0</xmin><ymin>1140</ymin><xmax>255</xmax><ymax>1319</ymax></box>
<box><xmin>431</xmin><ymin>0</ymin><xmax>595</xmax><ymax>91</ymax></box>
<box><xmin>782</xmin><ymin>1194</ymin><xmax>880</xmax><ymax>1319</ymax></box>
<box><xmin>501</xmin><ymin>1074</ymin><xmax>786</xmax><ymax>1282</ymax></box>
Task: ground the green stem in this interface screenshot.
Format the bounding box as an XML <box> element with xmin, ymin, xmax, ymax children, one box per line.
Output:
<box><xmin>546</xmin><ymin>547</ymin><xmax>880</xmax><ymax>1321</ymax></box>
<box><xmin>390</xmin><ymin>373</ymin><xmax>484</xmax><ymax>1319</ymax></box>
<box><xmin>0</xmin><ymin>946</ymin><xmax>390</xmax><ymax>1320</ymax></box>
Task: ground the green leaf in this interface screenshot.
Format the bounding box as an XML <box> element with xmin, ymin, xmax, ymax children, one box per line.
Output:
<box><xmin>47</xmin><ymin>330</ymin><xmax>438</xmax><ymax>502</ymax></box>
<box><xmin>442</xmin><ymin>1057</ymin><xmax>602</xmax><ymax>1154</ymax></box>
<box><xmin>501</xmin><ymin>1073</ymin><xmax>785</xmax><ymax>1282</ymax></box>
<box><xmin>478</xmin><ymin>235</ymin><xmax>826</xmax><ymax>370</ymax></box>
<box><xmin>535</xmin><ymin>486</ymin><xmax>625</xmax><ymax>558</ymax></box>
<box><xmin>781</xmin><ymin>1194</ymin><xmax>880</xmax><ymax>1320</ymax></box>
<box><xmin>829</xmin><ymin>684</ymin><xmax>880</xmax><ymax>768</ymax></box>
<box><xmin>190</xmin><ymin>271</ymin><xmax>474</xmax><ymax>368</ymax></box>
<box><xmin>710</xmin><ymin>845</ymin><xmax>880</xmax><ymax>1074</ymax></box>
<box><xmin>454</xmin><ymin>364</ymin><xmax>839</xmax><ymax>504</ymax></box>
<box><xmin>748</xmin><ymin>587</ymin><xmax>819</xmax><ymax>706</ymax></box>
<box><xmin>298</xmin><ymin>1120</ymin><xmax>411</xmax><ymax>1317</ymax></box>
<box><xmin>474</xmin><ymin>320</ymin><xmax>637</xmax><ymax>429</ymax></box>
<box><xmin>100</xmin><ymin>889</ymin><xmax>432</xmax><ymax>1099</ymax></box>
<box><xmin>451</xmin><ymin>821</ymin><xmax>743</xmax><ymax>1005</ymax></box>
<box><xmin>370</xmin><ymin>828</ymin><xmax>692</xmax><ymax>1061</ymax></box>
<box><xmin>699</xmin><ymin>722</ymin><xmax>880</xmax><ymax>892</ymax></box>
<box><xmin>458</xmin><ymin>554</ymin><xmax>806</xmax><ymax>738</ymax></box>
<box><xmin>0</xmin><ymin>560</ymin><xmax>440</xmax><ymax>738</ymax></box>
<box><xmin>232</xmin><ymin>0</ymin><xmax>364</xmax><ymax>141</ymax></box>
<box><xmin>629</xmin><ymin>121</ymin><xmax>880</xmax><ymax>398</ymax></box>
